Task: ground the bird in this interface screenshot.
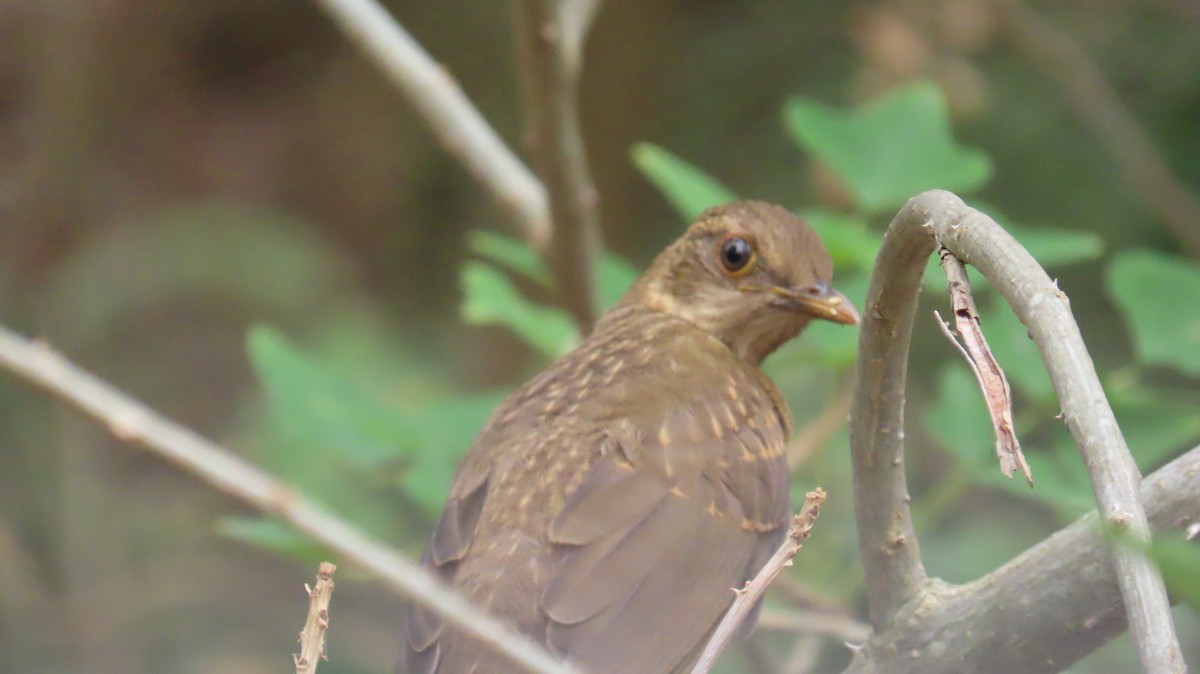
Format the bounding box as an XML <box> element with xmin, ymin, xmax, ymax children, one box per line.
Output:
<box><xmin>400</xmin><ymin>201</ymin><xmax>859</xmax><ymax>674</ymax></box>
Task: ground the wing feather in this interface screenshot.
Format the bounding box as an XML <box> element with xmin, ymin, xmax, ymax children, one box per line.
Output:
<box><xmin>540</xmin><ymin>395</ymin><xmax>792</xmax><ymax>674</ymax></box>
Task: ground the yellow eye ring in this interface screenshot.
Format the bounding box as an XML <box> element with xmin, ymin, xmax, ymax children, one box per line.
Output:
<box><xmin>717</xmin><ymin>234</ymin><xmax>756</xmax><ymax>276</ymax></box>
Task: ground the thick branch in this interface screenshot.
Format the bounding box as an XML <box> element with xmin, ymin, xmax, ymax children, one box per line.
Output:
<box><xmin>842</xmin><ymin>443</ymin><xmax>1199</xmax><ymax>674</ymax></box>
<box><xmin>995</xmin><ymin>0</ymin><xmax>1200</xmax><ymax>258</ymax></box>
<box><xmin>0</xmin><ymin>327</ymin><xmax>576</xmax><ymax>674</ymax></box>
<box><xmin>516</xmin><ymin>0</ymin><xmax>604</xmax><ymax>332</ymax></box>
<box><xmin>309</xmin><ymin>0</ymin><xmax>551</xmax><ymax>248</ymax></box>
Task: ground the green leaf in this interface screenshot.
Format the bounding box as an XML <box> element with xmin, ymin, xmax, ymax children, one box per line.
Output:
<box><xmin>926</xmin><ymin>366</ymin><xmax>1093</xmax><ymax>515</ymax></box>
<box><xmin>1148</xmin><ymin>538</ymin><xmax>1200</xmax><ymax>612</ymax></box>
<box><xmin>631</xmin><ymin>142</ymin><xmax>738</xmax><ymax>220</ymax></box>
<box><xmin>247</xmin><ymin>325</ymin><xmax>504</xmax><ymax>517</ymax></box>
<box><xmin>399</xmin><ymin>392</ymin><xmax>506</xmax><ymax>511</ymax></box>
<box><xmin>1108</xmin><ymin>530</ymin><xmax>1200</xmax><ymax>613</ymax></box>
<box><xmin>247</xmin><ymin>325</ymin><xmax>417</xmax><ymax>471</ymax></box>
<box><xmin>980</xmin><ymin>303</ymin><xmax>1055</xmax><ymax>404</ymax></box>
<box><xmin>216</xmin><ymin>517</ymin><xmax>327</xmax><ymax>560</ymax></box>
<box><xmin>784</xmin><ymin>81</ymin><xmax>992</xmax><ymax>214</ymax></box>
<box><xmin>919</xmin><ymin>207</ymin><xmax>1105</xmax><ymax>295</ymax></box>
<box><xmin>469</xmin><ymin>229</ymin><xmax>638</xmax><ymax>309</ymax></box>
<box><xmin>466</xmin><ymin>230</ymin><xmax>553</xmax><ymax>286</ymax></box>
<box><xmin>926</xmin><ymin>366</ymin><xmax>995</xmax><ymax>473</ymax></box>
<box><xmin>1006</xmin><ymin>436</ymin><xmax>1096</xmax><ymax>516</ymax></box>
<box><xmin>1107</xmin><ymin>250</ymin><xmax>1200</xmax><ymax>376</ymax></box>
<box><xmin>459</xmin><ymin>261</ymin><xmax>580</xmax><ymax>359</ymax></box>
<box><xmin>599</xmin><ymin>254</ymin><xmax>638</xmax><ymax>309</ymax></box>
<box><xmin>1109</xmin><ymin>386</ymin><xmax>1200</xmax><ymax>470</ymax></box>
<box><xmin>800</xmin><ymin>209</ymin><xmax>881</xmax><ymax>273</ymax></box>
<box><xmin>1004</xmin><ymin>224</ymin><xmax>1105</xmax><ymax>268</ymax></box>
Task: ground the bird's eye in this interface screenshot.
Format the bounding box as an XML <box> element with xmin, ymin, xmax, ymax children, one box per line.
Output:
<box><xmin>717</xmin><ymin>235</ymin><xmax>755</xmax><ymax>275</ymax></box>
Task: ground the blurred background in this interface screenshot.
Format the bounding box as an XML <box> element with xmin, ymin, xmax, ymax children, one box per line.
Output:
<box><xmin>1</xmin><ymin>1</ymin><xmax>1198</xmax><ymax>673</ymax></box>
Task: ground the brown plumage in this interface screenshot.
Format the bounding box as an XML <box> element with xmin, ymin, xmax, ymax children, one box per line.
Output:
<box><xmin>400</xmin><ymin>201</ymin><xmax>859</xmax><ymax>674</ymax></box>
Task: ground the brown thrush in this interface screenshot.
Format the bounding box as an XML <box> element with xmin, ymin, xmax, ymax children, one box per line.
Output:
<box><xmin>401</xmin><ymin>201</ymin><xmax>858</xmax><ymax>674</ymax></box>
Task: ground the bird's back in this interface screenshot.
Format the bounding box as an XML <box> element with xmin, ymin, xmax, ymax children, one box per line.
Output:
<box><xmin>401</xmin><ymin>304</ymin><xmax>793</xmax><ymax>674</ymax></box>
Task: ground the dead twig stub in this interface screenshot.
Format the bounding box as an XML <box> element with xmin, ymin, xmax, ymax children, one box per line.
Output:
<box><xmin>936</xmin><ymin>247</ymin><xmax>1033</xmax><ymax>486</ymax></box>
<box><xmin>689</xmin><ymin>489</ymin><xmax>827</xmax><ymax>674</ymax></box>
<box><xmin>294</xmin><ymin>562</ymin><xmax>337</xmax><ymax>674</ymax></box>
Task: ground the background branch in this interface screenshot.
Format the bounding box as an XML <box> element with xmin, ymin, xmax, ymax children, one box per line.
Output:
<box><xmin>994</xmin><ymin>0</ymin><xmax>1200</xmax><ymax>258</ymax></box>
<box><xmin>787</xmin><ymin>377</ymin><xmax>854</xmax><ymax>471</ymax></box>
<box><xmin>755</xmin><ymin>607</ymin><xmax>871</xmax><ymax>644</ymax></box>
<box><xmin>842</xmin><ymin>443</ymin><xmax>1199</xmax><ymax>674</ymax></box>
<box><xmin>309</xmin><ymin>0</ymin><xmax>551</xmax><ymax>248</ymax></box>
<box><xmin>0</xmin><ymin>326</ymin><xmax>576</xmax><ymax>674</ymax></box>
<box><xmin>516</xmin><ymin>0</ymin><xmax>604</xmax><ymax>332</ymax></box>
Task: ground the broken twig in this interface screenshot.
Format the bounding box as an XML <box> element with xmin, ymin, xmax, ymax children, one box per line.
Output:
<box><xmin>294</xmin><ymin>562</ymin><xmax>337</xmax><ymax>674</ymax></box>
<box><xmin>689</xmin><ymin>489</ymin><xmax>827</xmax><ymax>674</ymax></box>
<box><xmin>936</xmin><ymin>247</ymin><xmax>1032</xmax><ymax>485</ymax></box>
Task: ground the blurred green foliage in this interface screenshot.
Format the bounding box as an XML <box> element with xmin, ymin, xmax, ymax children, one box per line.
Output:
<box><xmin>783</xmin><ymin>81</ymin><xmax>992</xmax><ymax>214</ymax></box>
<box><xmin>7</xmin><ymin>4</ymin><xmax>1197</xmax><ymax>669</ymax></box>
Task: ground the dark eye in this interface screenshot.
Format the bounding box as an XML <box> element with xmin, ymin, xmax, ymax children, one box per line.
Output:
<box><xmin>718</xmin><ymin>236</ymin><xmax>755</xmax><ymax>274</ymax></box>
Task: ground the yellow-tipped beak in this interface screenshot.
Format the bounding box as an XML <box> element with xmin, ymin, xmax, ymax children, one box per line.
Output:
<box><xmin>772</xmin><ymin>283</ymin><xmax>861</xmax><ymax>325</ymax></box>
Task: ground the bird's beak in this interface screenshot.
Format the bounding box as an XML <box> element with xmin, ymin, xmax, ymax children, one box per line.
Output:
<box><xmin>767</xmin><ymin>283</ymin><xmax>861</xmax><ymax>325</ymax></box>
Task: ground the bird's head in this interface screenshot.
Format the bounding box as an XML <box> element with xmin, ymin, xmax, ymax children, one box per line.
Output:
<box><xmin>625</xmin><ymin>201</ymin><xmax>859</xmax><ymax>366</ymax></box>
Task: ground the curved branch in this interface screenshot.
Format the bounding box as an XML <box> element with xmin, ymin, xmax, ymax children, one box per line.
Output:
<box><xmin>309</xmin><ymin>0</ymin><xmax>551</xmax><ymax>248</ymax></box>
<box><xmin>849</xmin><ymin>202</ymin><xmax>935</xmax><ymax>624</ymax></box>
<box><xmin>0</xmin><ymin>326</ymin><xmax>577</xmax><ymax>674</ymax></box>
<box><xmin>921</xmin><ymin>190</ymin><xmax>1183</xmax><ymax>673</ymax></box>
<box><xmin>842</xmin><ymin>443</ymin><xmax>1199</xmax><ymax>674</ymax></box>
<box><xmin>850</xmin><ymin>189</ymin><xmax>1184</xmax><ymax>673</ymax></box>
<box><xmin>516</xmin><ymin>0</ymin><xmax>604</xmax><ymax>332</ymax></box>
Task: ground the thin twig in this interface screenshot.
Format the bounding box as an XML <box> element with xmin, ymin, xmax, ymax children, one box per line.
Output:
<box><xmin>516</xmin><ymin>0</ymin><xmax>604</xmax><ymax>332</ymax></box>
<box><xmin>841</xmin><ymin>443</ymin><xmax>1200</xmax><ymax>674</ymax></box>
<box><xmin>294</xmin><ymin>562</ymin><xmax>337</xmax><ymax>674</ymax></box>
<box><xmin>995</xmin><ymin>0</ymin><xmax>1200</xmax><ymax>258</ymax></box>
<box><xmin>770</xmin><ymin>575</ymin><xmax>850</xmax><ymax>615</ymax></box>
<box><xmin>865</xmin><ymin>190</ymin><xmax>1184</xmax><ymax>674</ymax></box>
<box><xmin>787</xmin><ymin>378</ymin><xmax>854</xmax><ymax>470</ymax></box>
<box><xmin>0</xmin><ymin>327</ymin><xmax>577</xmax><ymax>674</ymax></box>
<box><xmin>935</xmin><ymin>248</ymin><xmax>1031</xmax><ymax>484</ymax></box>
<box><xmin>755</xmin><ymin>607</ymin><xmax>871</xmax><ymax>643</ymax></box>
<box><xmin>308</xmin><ymin>0</ymin><xmax>551</xmax><ymax>249</ymax></box>
<box><xmin>689</xmin><ymin>489</ymin><xmax>827</xmax><ymax>674</ymax></box>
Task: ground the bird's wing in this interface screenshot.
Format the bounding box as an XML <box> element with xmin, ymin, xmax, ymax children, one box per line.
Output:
<box><xmin>401</xmin><ymin>458</ymin><xmax>491</xmax><ymax>674</ymax></box>
<box><xmin>542</xmin><ymin>396</ymin><xmax>791</xmax><ymax>674</ymax></box>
